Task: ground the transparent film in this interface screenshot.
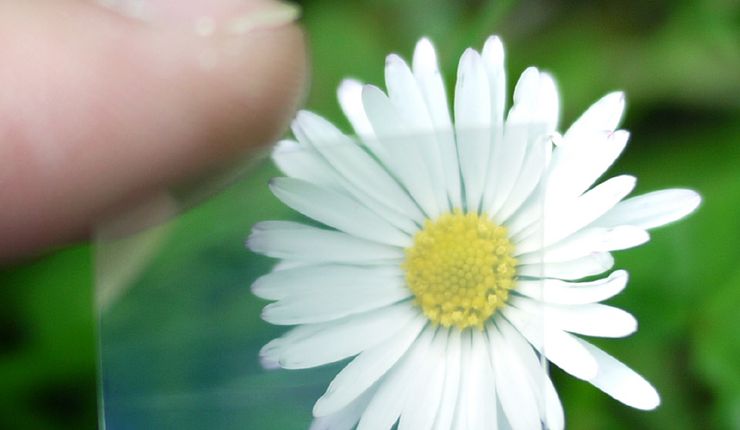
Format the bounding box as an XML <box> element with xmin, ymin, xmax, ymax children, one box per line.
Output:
<box><xmin>95</xmin><ymin>125</ymin><xmax>552</xmax><ymax>429</ymax></box>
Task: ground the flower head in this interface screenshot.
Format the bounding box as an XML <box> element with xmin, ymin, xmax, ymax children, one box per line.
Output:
<box><xmin>247</xmin><ymin>35</ymin><xmax>701</xmax><ymax>429</ymax></box>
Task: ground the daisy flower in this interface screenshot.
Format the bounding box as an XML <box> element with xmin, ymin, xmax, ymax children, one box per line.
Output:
<box><xmin>247</xmin><ymin>35</ymin><xmax>701</xmax><ymax>429</ymax></box>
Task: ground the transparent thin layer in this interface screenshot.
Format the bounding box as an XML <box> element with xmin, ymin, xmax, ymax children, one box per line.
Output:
<box><xmin>95</xmin><ymin>126</ymin><xmax>550</xmax><ymax>429</ymax></box>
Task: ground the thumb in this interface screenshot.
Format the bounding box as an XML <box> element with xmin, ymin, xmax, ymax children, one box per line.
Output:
<box><xmin>0</xmin><ymin>0</ymin><xmax>307</xmax><ymax>262</ymax></box>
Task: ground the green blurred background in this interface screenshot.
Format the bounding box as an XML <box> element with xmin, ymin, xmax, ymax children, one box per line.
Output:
<box><xmin>1</xmin><ymin>0</ymin><xmax>739</xmax><ymax>428</ymax></box>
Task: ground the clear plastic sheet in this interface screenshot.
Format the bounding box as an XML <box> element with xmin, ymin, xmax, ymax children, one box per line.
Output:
<box><xmin>95</xmin><ymin>127</ymin><xmax>550</xmax><ymax>429</ymax></box>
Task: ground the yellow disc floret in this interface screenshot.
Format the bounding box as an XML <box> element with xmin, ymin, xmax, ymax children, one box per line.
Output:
<box><xmin>403</xmin><ymin>210</ymin><xmax>517</xmax><ymax>330</ymax></box>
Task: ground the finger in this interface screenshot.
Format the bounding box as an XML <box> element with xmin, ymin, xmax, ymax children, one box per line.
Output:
<box><xmin>0</xmin><ymin>0</ymin><xmax>307</xmax><ymax>262</ymax></box>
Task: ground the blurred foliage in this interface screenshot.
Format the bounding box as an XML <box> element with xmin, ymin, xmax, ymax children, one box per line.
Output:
<box><xmin>1</xmin><ymin>0</ymin><xmax>739</xmax><ymax>428</ymax></box>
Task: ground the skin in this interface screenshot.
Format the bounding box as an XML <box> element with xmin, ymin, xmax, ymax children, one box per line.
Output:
<box><xmin>0</xmin><ymin>0</ymin><xmax>308</xmax><ymax>263</ymax></box>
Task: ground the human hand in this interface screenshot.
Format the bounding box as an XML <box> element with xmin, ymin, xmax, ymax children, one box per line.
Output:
<box><xmin>0</xmin><ymin>0</ymin><xmax>306</xmax><ymax>263</ymax></box>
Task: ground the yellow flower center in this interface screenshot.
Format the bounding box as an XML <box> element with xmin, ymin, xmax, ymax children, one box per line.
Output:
<box><xmin>403</xmin><ymin>210</ymin><xmax>517</xmax><ymax>330</ymax></box>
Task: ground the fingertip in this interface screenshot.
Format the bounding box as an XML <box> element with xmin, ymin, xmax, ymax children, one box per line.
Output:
<box><xmin>0</xmin><ymin>0</ymin><xmax>308</xmax><ymax>261</ymax></box>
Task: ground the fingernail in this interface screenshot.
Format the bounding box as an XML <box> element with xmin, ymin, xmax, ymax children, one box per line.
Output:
<box><xmin>98</xmin><ymin>0</ymin><xmax>301</xmax><ymax>35</ymax></box>
<box><xmin>226</xmin><ymin>2</ymin><xmax>301</xmax><ymax>35</ymax></box>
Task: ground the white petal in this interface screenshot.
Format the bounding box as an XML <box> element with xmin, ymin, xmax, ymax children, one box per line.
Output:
<box><xmin>412</xmin><ymin>38</ymin><xmax>462</xmax><ymax>208</ymax></box>
<box><xmin>496</xmin><ymin>404</ymin><xmax>510</xmax><ymax>429</ymax></box>
<box><xmin>263</xmin><ymin>302</ymin><xmax>417</xmax><ymax>369</ymax></box>
<box><xmin>334</xmin><ymin>91</ymin><xmax>426</xmax><ymax>232</ymax></box>
<box><xmin>547</xmin><ymin>130</ymin><xmax>629</xmax><ymax>202</ymax></box>
<box><xmin>535</xmin><ymin>72</ymin><xmax>560</xmax><ymax>133</ymax></box>
<box><xmin>453</xmin><ymin>330</ymin><xmax>497</xmax><ymax>430</ymax></box>
<box><xmin>593</xmin><ymin>188</ymin><xmax>701</xmax><ymax>230</ymax></box>
<box><xmin>451</xmin><ymin>330</ymin><xmax>473</xmax><ymax>430</ymax></box>
<box><xmin>339</xmin><ymin>182</ymin><xmax>420</xmax><ymax>236</ymax></box>
<box><xmin>515</xmin><ymin>270</ymin><xmax>629</xmax><ymax>305</ymax></box>
<box><xmin>481</xmin><ymin>35</ymin><xmax>506</xmax><ymax>129</ymax></box>
<box><xmin>507</xmin><ymin>67</ymin><xmax>541</xmax><ymax>124</ymax></box>
<box><xmin>275</xmin><ymin>139</ymin><xmax>418</xmax><ymax>236</ymax></box>
<box><xmin>488</xmin><ymin>324</ymin><xmax>541</xmax><ymax>430</ymax></box>
<box><xmin>271</xmin><ymin>259</ymin><xmax>311</xmax><ymax>272</ymax></box>
<box><xmin>252</xmin><ymin>264</ymin><xmax>402</xmax><ymax>301</ymax></box>
<box><xmin>262</xmin><ymin>281</ymin><xmax>411</xmax><ymax>326</ymax></box>
<box><xmin>517</xmin><ymin>252</ymin><xmax>614</xmax><ymax>280</ymax></box>
<box><xmin>542</xmin><ymin>374</ymin><xmax>565</xmax><ymax>430</ymax></box>
<box><xmin>398</xmin><ymin>329</ymin><xmax>448</xmax><ymax>430</ymax></box>
<box><xmin>504</xmin><ymin>193</ymin><xmax>543</xmax><ymax>239</ymax></box>
<box><xmin>258</xmin><ymin>349</ymin><xmax>282</xmax><ymax>370</ymax></box>
<box><xmin>543</xmin><ymin>175</ymin><xmax>637</xmax><ymax>246</ymax></box>
<box><xmin>386</xmin><ymin>53</ymin><xmax>434</xmax><ymax>130</ymax></box>
<box><xmin>247</xmin><ymin>221</ymin><xmax>404</xmax><ymax>263</ymax></box>
<box><xmin>565</xmin><ymin>91</ymin><xmax>625</xmax><ymax>139</ymax></box>
<box><xmin>576</xmin><ymin>337</ymin><xmax>661</xmax><ymax>410</ymax></box>
<box><xmin>293</xmin><ymin>111</ymin><xmax>424</xmax><ymax>222</ymax></box>
<box><xmin>495</xmin><ymin>136</ymin><xmax>550</xmax><ymax>224</ymax></box>
<box><xmin>272</xmin><ymin>140</ymin><xmax>335</xmax><ymax>186</ymax></box>
<box><xmin>259</xmin><ymin>323</ymin><xmax>327</xmax><ymax>369</ymax></box>
<box><xmin>495</xmin><ymin>318</ymin><xmax>564</xmax><ymax>430</ymax></box>
<box><xmin>338</xmin><ymin>79</ymin><xmax>374</xmax><ymax>138</ymax></box>
<box><xmin>432</xmin><ymin>329</ymin><xmax>462</xmax><ymax>430</ymax></box>
<box><xmin>362</xmin><ymin>85</ymin><xmax>441</xmax><ymax>218</ymax></box>
<box><xmin>252</xmin><ymin>260</ymin><xmax>403</xmax><ymax>300</ymax></box>
<box><xmin>454</xmin><ymin>48</ymin><xmax>492</xmax><ymax>212</ymax></box>
<box><xmin>385</xmin><ymin>53</ymin><xmax>449</xmax><ymax>212</ymax></box>
<box><xmin>270</xmin><ymin>177</ymin><xmax>411</xmax><ymax>248</ymax></box>
<box><xmin>512</xmin><ymin>296</ymin><xmax>637</xmax><ymax>338</ymax></box>
<box><xmin>314</xmin><ymin>315</ymin><xmax>427</xmax><ymax>416</ymax></box>
<box><xmin>471</xmin><ymin>330</ymin><xmax>498</xmax><ymax>430</ymax></box>
<box><xmin>508</xmin><ymin>69</ymin><xmax>559</xmax><ymax>132</ymax></box>
<box><xmin>357</xmin><ymin>326</ymin><xmax>437</xmax><ymax>430</ymax></box>
<box><xmin>412</xmin><ymin>38</ymin><xmax>453</xmax><ymax>130</ymax></box>
<box><xmin>310</xmin><ymin>387</ymin><xmax>376</xmax><ymax>430</ymax></box>
<box><xmin>478</xmin><ymin>36</ymin><xmax>507</xmax><ymax>217</ymax></box>
<box><xmin>503</xmin><ymin>306</ymin><xmax>598</xmax><ymax>380</ymax></box>
<box><xmin>550</xmin><ymin>304</ymin><xmax>637</xmax><ymax>338</ymax></box>
<box><xmin>485</xmin><ymin>68</ymin><xmax>541</xmax><ymax>216</ymax></box>
<box><xmin>517</xmin><ymin>225</ymin><xmax>648</xmax><ymax>262</ymax></box>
